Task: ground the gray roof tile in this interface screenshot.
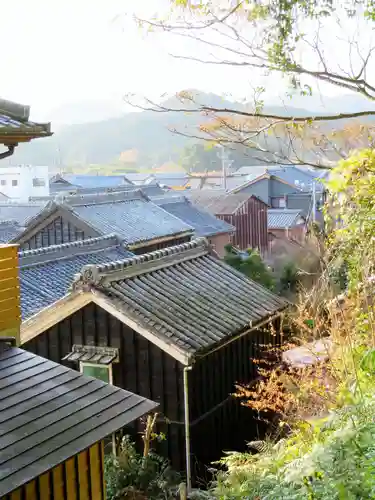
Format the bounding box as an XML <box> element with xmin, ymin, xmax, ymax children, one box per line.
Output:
<box><xmin>73</xmin><ymin>238</ymin><xmax>287</xmax><ymax>357</ymax></box>
<box><xmin>268</xmin><ymin>209</ymin><xmax>304</xmax><ymax>229</ymax></box>
<box><xmin>152</xmin><ymin>195</ymin><xmax>234</xmax><ymax>236</ymax></box>
<box><xmin>67</xmin><ymin>192</ymin><xmax>193</xmax><ymax>245</ymax></box>
<box><xmin>52</xmin><ymin>174</ymin><xmax>132</xmax><ymax>189</ymax></box>
<box><xmin>20</xmin><ymin>235</ymin><xmax>133</xmax><ymax>320</ymax></box>
<box><xmin>0</xmin><ymin>221</ymin><xmax>23</xmax><ymax>243</ymax></box>
<box><xmin>0</xmin><ymin>344</ymin><xmax>157</xmax><ymax>497</ymax></box>
<box><xmin>0</xmin><ymin>202</ymin><xmax>46</xmax><ymax>226</ymax></box>
<box><xmin>186</xmin><ymin>190</ymin><xmax>258</xmax><ymax>214</ymax></box>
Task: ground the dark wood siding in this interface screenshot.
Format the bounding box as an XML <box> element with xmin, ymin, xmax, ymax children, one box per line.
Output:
<box><xmin>189</xmin><ymin>331</ymin><xmax>263</xmax><ymax>471</ymax></box>
<box><xmin>22</xmin><ymin>303</ymin><xmax>186</xmax><ymax>471</ymax></box>
<box><xmin>20</xmin><ymin>216</ymin><xmax>89</xmax><ymax>250</ymax></box>
<box><xmin>1</xmin><ymin>442</ymin><xmax>105</xmax><ymax>500</ymax></box>
<box><xmin>22</xmin><ymin>303</ymin><xmax>283</xmax><ymax>481</ymax></box>
<box><xmin>217</xmin><ymin>196</ymin><xmax>268</xmax><ymax>254</ymax></box>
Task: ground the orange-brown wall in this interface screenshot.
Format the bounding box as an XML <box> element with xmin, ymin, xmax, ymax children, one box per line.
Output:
<box><xmin>2</xmin><ymin>442</ymin><xmax>106</xmax><ymax>500</ymax></box>
<box><xmin>207</xmin><ymin>233</ymin><xmax>231</xmax><ymax>258</ymax></box>
<box><xmin>268</xmin><ymin>225</ymin><xmax>306</xmax><ymax>245</ymax></box>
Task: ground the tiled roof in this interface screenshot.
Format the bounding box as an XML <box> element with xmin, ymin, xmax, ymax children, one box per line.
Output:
<box><xmin>65</xmin><ymin>191</ymin><xmax>193</xmax><ymax>246</ymax></box>
<box><xmin>0</xmin><ymin>343</ymin><xmax>157</xmax><ymax>497</ymax></box>
<box><xmin>152</xmin><ymin>195</ymin><xmax>234</xmax><ymax>236</ymax></box>
<box><xmin>0</xmin><ymin>221</ymin><xmax>23</xmax><ymax>243</ymax></box>
<box><xmin>20</xmin><ymin>235</ymin><xmax>133</xmax><ymax>320</ymax></box>
<box><xmin>31</xmin><ymin>183</ymin><xmax>165</xmax><ymax>201</ymax></box>
<box><xmin>57</xmin><ymin>174</ymin><xmax>132</xmax><ymax>189</ymax></box>
<box><xmin>268</xmin><ymin>209</ymin><xmax>304</xmax><ymax>229</ymax></box>
<box><xmin>73</xmin><ymin>238</ymin><xmax>287</xmax><ymax>357</ymax></box>
<box><xmin>0</xmin><ymin>202</ymin><xmax>46</xmax><ymax>226</ymax></box>
<box><xmin>237</xmin><ymin>165</ymin><xmax>325</xmax><ymax>192</ymax></box>
<box><xmin>125</xmin><ymin>173</ymin><xmax>154</xmax><ymax>184</ymax></box>
<box><xmin>0</xmin><ymin>98</ymin><xmax>52</xmax><ymax>142</ymax></box>
<box><xmin>186</xmin><ymin>190</ymin><xmax>258</xmax><ymax>214</ymax></box>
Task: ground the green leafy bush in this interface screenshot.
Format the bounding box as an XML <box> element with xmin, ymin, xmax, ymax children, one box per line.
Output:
<box><xmin>105</xmin><ymin>436</ymin><xmax>180</xmax><ymax>500</ymax></box>
<box><xmin>224</xmin><ymin>245</ymin><xmax>274</xmax><ymax>290</ymax></box>
<box><xmin>213</xmin><ymin>399</ymin><xmax>375</xmax><ymax>499</ymax></box>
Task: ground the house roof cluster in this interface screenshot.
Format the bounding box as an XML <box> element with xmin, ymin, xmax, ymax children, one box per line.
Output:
<box><xmin>70</xmin><ymin>238</ymin><xmax>287</xmax><ymax>362</ymax></box>
<box><xmin>152</xmin><ymin>194</ymin><xmax>235</xmax><ymax>237</ymax></box>
<box><xmin>20</xmin><ymin>234</ymin><xmax>133</xmax><ymax>319</ymax></box>
<box><xmin>0</xmin><ymin>343</ymin><xmax>157</xmax><ymax>496</ymax></box>
<box><xmin>31</xmin><ymin>182</ymin><xmax>165</xmax><ymax>202</ymax></box>
<box><xmin>50</xmin><ymin>173</ymin><xmax>133</xmax><ymax>192</ymax></box>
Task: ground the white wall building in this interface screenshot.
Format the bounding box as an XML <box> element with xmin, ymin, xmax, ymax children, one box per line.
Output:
<box><xmin>0</xmin><ymin>165</ymin><xmax>49</xmax><ymax>201</ymax></box>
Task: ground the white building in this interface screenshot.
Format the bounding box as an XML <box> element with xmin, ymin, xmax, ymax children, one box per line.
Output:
<box><xmin>0</xmin><ymin>165</ymin><xmax>49</xmax><ymax>201</ymax></box>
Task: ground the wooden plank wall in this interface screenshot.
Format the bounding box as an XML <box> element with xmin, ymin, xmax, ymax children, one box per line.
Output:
<box><xmin>189</xmin><ymin>325</ymin><xmax>282</xmax><ymax>474</ymax></box>
<box><xmin>1</xmin><ymin>442</ymin><xmax>106</xmax><ymax>500</ymax></box>
<box><xmin>0</xmin><ymin>244</ymin><xmax>21</xmax><ymax>344</ymax></box>
<box><xmin>20</xmin><ymin>217</ymin><xmax>88</xmax><ymax>250</ymax></box>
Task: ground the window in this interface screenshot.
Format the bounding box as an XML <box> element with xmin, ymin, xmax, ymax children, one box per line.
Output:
<box><xmin>0</xmin><ymin>180</ymin><xmax>6</xmax><ymax>186</ymax></box>
<box><xmin>80</xmin><ymin>361</ymin><xmax>115</xmax><ymax>454</ymax></box>
<box><xmin>32</xmin><ymin>177</ymin><xmax>46</xmax><ymax>187</ymax></box>
<box><xmin>279</xmin><ymin>198</ymin><xmax>286</xmax><ymax>208</ymax></box>
<box><xmin>80</xmin><ymin>362</ymin><xmax>112</xmax><ymax>384</ymax></box>
<box><xmin>12</xmin><ymin>179</ymin><xmax>18</xmax><ymax>187</ymax></box>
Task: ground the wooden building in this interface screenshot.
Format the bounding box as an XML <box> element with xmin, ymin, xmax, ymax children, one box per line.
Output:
<box><xmin>20</xmin><ymin>238</ymin><xmax>287</xmax><ymax>486</ymax></box>
<box><xmin>187</xmin><ymin>191</ymin><xmax>268</xmax><ymax>254</ymax></box>
<box><xmin>10</xmin><ymin>191</ymin><xmax>193</xmax><ymax>253</ymax></box>
<box><xmin>0</xmin><ymin>245</ymin><xmax>157</xmax><ymax>500</ymax></box>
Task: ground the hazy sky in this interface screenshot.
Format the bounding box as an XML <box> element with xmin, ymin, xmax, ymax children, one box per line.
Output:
<box><xmin>2</xmin><ymin>0</ymin><xmax>370</xmax><ymax>122</ymax></box>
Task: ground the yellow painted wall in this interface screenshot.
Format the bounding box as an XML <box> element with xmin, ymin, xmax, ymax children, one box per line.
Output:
<box><xmin>1</xmin><ymin>442</ymin><xmax>106</xmax><ymax>500</ymax></box>
<box><xmin>0</xmin><ymin>245</ymin><xmax>21</xmax><ymax>344</ymax></box>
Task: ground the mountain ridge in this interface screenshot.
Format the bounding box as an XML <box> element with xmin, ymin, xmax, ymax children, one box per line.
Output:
<box><xmin>7</xmin><ymin>91</ymin><xmax>374</xmax><ymax>169</ymax></box>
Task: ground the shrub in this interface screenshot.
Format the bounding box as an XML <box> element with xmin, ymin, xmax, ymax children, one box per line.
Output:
<box><xmin>105</xmin><ymin>435</ymin><xmax>180</xmax><ymax>500</ymax></box>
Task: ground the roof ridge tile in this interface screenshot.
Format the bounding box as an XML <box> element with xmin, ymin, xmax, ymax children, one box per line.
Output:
<box><xmin>19</xmin><ymin>234</ymin><xmax>122</xmax><ymax>267</ymax></box>
<box><xmin>59</xmin><ymin>189</ymin><xmax>148</xmax><ymax>207</ymax></box>
<box><xmin>73</xmin><ymin>237</ymin><xmax>209</xmax><ymax>288</ymax></box>
<box><xmin>19</xmin><ymin>234</ymin><xmax>118</xmax><ymax>258</ymax></box>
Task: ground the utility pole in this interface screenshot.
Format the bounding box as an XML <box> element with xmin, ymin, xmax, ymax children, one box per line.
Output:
<box><xmin>222</xmin><ymin>147</ymin><xmax>227</xmax><ymax>191</ymax></box>
<box><xmin>216</xmin><ymin>145</ymin><xmax>227</xmax><ymax>190</ymax></box>
<box><xmin>312</xmin><ymin>180</ymin><xmax>316</xmax><ymax>223</ymax></box>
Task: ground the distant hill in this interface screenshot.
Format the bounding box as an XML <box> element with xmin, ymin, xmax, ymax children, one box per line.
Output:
<box><xmin>7</xmin><ymin>91</ymin><xmax>375</xmax><ymax>169</ymax></box>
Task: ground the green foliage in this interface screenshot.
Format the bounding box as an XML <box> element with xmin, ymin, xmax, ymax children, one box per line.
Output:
<box><xmin>104</xmin><ymin>436</ymin><xmax>180</xmax><ymax>500</ymax></box>
<box><xmin>180</xmin><ymin>143</ymin><xmax>220</xmax><ymax>172</ymax></box>
<box><xmin>224</xmin><ymin>245</ymin><xmax>274</xmax><ymax>290</ymax></box>
<box><xmin>278</xmin><ymin>260</ymin><xmax>299</xmax><ymax>294</ymax></box>
<box><xmin>213</xmin><ymin>398</ymin><xmax>375</xmax><ymax>499</ymax></box>
<box><xmin>209</xmin><ymin>150</ymin><xmax>375</xmax><ymax>498</ymax></box>
<box><xmin>325</xmin><ymin>149</ymin><xmax>375</xmax><ymax>289</ymax></box>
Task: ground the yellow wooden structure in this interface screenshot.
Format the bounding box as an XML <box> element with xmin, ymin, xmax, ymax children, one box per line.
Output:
<box><xmin>2</xmin><ymin>442</ymin><xmax>106</xmax><ymax>500</ymax></box>
<box><xmin>0</xmin><ymin>244</ymin><xmax>21</xmax><ymax>344</ymax></box>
